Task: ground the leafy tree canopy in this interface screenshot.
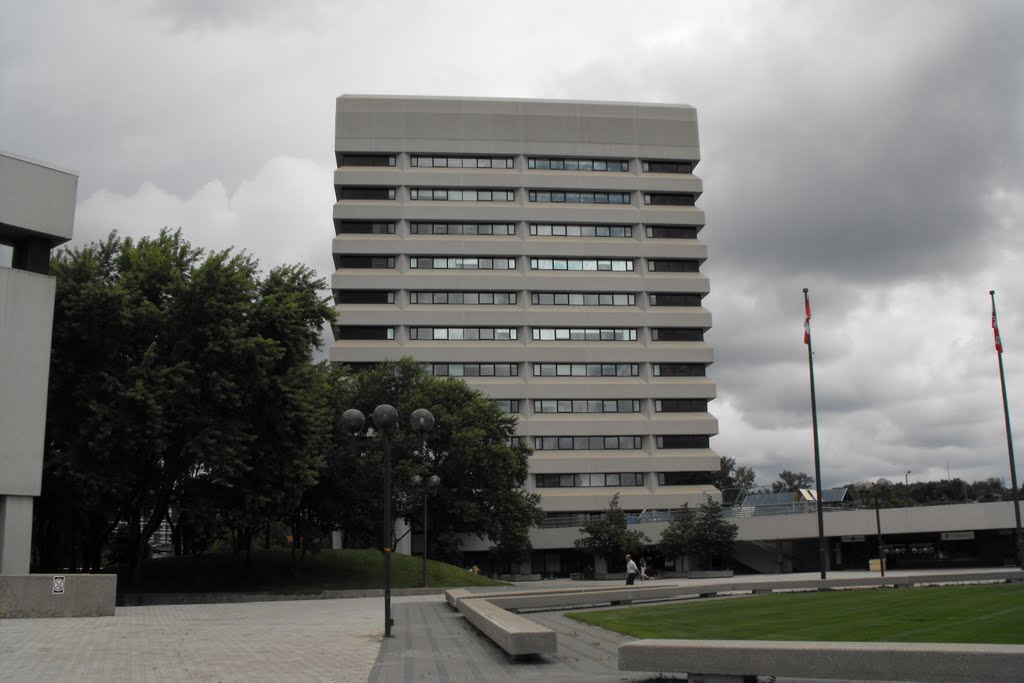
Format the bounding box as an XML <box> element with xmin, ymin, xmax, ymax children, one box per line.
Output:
<box><xmin>38</xmin><ymin>229</ymin><xmax>335</xmax><ymax>580</ymax></box>
<box><xmin>711</xmin><ymin>456</ymin><xmax>760</xmax><ymax>504</ymax></box>
<box><xmin>659</xmin><ymin>499</ymin><xmax>738</xmax><ymax>570</ymax></box>
<box><xmin>309</xmin><ymin>358</ymin><xmax>543</xmax><ymax>562</ymax></box>
<box><xmin>574</xmin><ymin>493</ymin><xmax>650</xmax><ymax>558</ymax></box>
<box><xmin>771</xmin><ymin>470</ymin><xmax>815</xmax><ymax>493</ymax></box>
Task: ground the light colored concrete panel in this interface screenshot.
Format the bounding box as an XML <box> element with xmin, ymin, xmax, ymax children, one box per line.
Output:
<box><xmin>0</xmin><ymin>153</ymin><xmax>77</xmax><ymax>243</ymax></box>
<box><xmin>0</xmin><ymin>269</ymin><xmax>56</xmax><ymax>496</ymax></box>
<box><xmin>0</xmin><ymin>496</ymin><xmax>34</xmax><ymax>573</ymax></box>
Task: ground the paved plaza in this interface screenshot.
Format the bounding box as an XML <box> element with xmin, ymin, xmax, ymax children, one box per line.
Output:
<box><xmin>1</xmin><ymin>569</ymin><xmax>1019</xmax><ymax>682</ymax></box>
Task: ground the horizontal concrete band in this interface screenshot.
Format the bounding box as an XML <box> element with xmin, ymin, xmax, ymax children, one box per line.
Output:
<box><xmin>618</xmin><ymin>639</ymin><xmax>1024</xmax><ymax>683</ymax></box>
<box><xmin>0</xmin><ymin>574</ymin><xmax>116</xmax><ymax>618</ymax></box>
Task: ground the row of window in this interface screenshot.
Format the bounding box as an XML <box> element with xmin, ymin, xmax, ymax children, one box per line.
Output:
<box><xmin>536</xmin><ymin>473</ymin><xmax>645</xmax><ymax>488</ymax></box>
<box><xmin>529</xmin><ymin>258</ymin><xmax>634</xmax><ymax>271</ymax></box>
<box><xmin>408</xmin><ymin>188</ymin><xmax>515</xmax><ymax>202</ymax></box>
<box><xmin>421</xmin><ymin>362</ymin><xmax>705</xmax><ymax>378</ymax></box>
<box><xmin>336</xmin><ymin>220</ymin><xmax>699</xmax><ymax>239</ymax></box>
<box><xmin>338</xmin><ymin>187</ymin><xmax>696</xmax><ymax>206</ymax></box>
<box><xmin>410</xmin><ymin>222</ymin><xmax>516</xmax><ymax>235</ymax></box>
<box><xmin>341</xmin><ymin>326</ymin><xmax>702</xmax><ymax>342</ymax></box>
<box><xmin>531</xmin><ymin>399</ymin><xmax>707</xmax><ymax>414</ymax></box>
<box><xmin>408</xmin><ymin>257</ymin><xmax>517</xmax><ymax>270</ymax></box>
<box><xmin>338</xmin><ymin>153</ymin><xmax>695</xmax><ymax>173</ymax></box>
<box><xmin>532</xmin><ymin>435</ymin><xmax>710</xmax><ymax>450</ymax></box>
<box><xmin>528</xmin><ymin>158</ymin><xmax>630</xmax><ymax>172</ymax></box>
<box><xmin>527</xmin><ymin>190</ymin><xmax>631</xmax><ymax>204</ymax></box>
<box><xmin>529</xmin><ymin>224</ymin><xmax>631</xmax><ymax>237</ymax></box>
<box><xmin>535</xmin><ymin>399</ymin><xmax>640</xmax><ymax>414</ymax></box>
<box><xmin>489</xmin><ymin>399</ymin><xmax>708</xmax><ymax>415</ymax></box>
<box><xmin>431</xmin><ymin>363</ymin><xmax>519</xmax><ymax>377</ymax></box>
<box><xmin>407</xmin><ymin>327</ymin><xmax>518</xmax><ymax>340</ymax></box>
<box><xmin>411</xmin><ymin>155</ymin><xmax>514</xmax><ymax>169</ymax></box>
<box><xmin>337</xmin><ymin>290</ymin><xmax>696</xmax><ymax>308</ymax></box>
<box><xmin>335</xmin><ymin>255</ymin><xmax>699</xmax><ymax>272</ymax></box>
<box><xmin>408</xmin><ymin>291</ymin><xmax>517</xmax><ymax>305</ymax></box>
<box><xmin>494</xmin><ymin>399</ymin><xmax>709</xmax><ymax>415</ymax></box>
<box><xmin>535</xmin><ymin>436</ymin><xmax>643</xmax><ymax>451</ymax></box>
<box><xmin>532</xmin><ymin>473</ymin><xmax>716</xmax><ymax>489</ymax></box>
<box><xmin>532</xmin><ymin>292</ymin><xmax>636</xmax><ymax>306</ymax></box>
<box><xmin>534</xmin><ymin>470</ymin><xmax>712</xmax><ymax>488</ymax></box>
<box><xmin>531</xmin><ymin>328</ymin><xmax>638</xmax><ymax>341</ymax></box>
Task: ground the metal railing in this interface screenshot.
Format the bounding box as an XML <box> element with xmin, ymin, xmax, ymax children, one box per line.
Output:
<box><xmin>538</xmin><ymin>503</ymin><xmax>859</xmax><ymax>529</ymax></box>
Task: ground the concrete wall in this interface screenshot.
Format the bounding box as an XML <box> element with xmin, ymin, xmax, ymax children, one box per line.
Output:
<box><xmin>0</xmin><ymin>574</ymin><xmax>117</xmax><ymax>618</ymax></box>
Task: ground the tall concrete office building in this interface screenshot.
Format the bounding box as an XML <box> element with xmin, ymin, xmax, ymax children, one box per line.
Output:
<box><xmin>331</xmin><ymin>96</ymin><xmax>720</xmax><ymax>557</ymax></box>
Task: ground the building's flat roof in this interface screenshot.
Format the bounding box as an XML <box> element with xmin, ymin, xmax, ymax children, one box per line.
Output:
<box><xmin>337</xmin><ymin>93</ymin><xmax>695</xmax><ymax>111</ymax></box>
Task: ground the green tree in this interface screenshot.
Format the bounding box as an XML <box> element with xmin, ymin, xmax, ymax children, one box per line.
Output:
<box><xmin>711</xmin><ymin>456</ymin><xmax>759</xmax><ymax>504</ymax></box>
<box><xmin>659</xmin><ymin>503</ymin><xmax>697</xmax><ymax>560</ymax></box>
<box><xmin>574</xmin><ymin>494</ymin><xmax>651</xmax><ymax>562</ymax></box>
<box><xmin>690</xmin><ymin>500</ymin><xmax>739</xmax><ymax>569</ymax></box>
<box><xmin>37</xmin><ymin>229</ymin><xmax>335</xmax><ymax>581</ymax></box>
<box><xmin>312</xmin><ymin>359</ymin><xmax>543</xmax><ymax>561</ymax></box>
<box><xmin>771</xmin><ymin>470</ymin><xmax>815</xmax><ymax>493</ymax></box>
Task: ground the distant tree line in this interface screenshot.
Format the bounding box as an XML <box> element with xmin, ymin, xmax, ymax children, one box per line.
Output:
<box><xmin>714</xmin><ymin>456</ymin><xmax>1021</xmax><ymax>508</ymax></box>
<box><xmin>33</xmin><ymin>229</ymin><xmax>541</xmax><ymax>583</ymax></box>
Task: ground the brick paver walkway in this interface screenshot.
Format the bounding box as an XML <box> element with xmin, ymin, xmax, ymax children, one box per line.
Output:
<box><xmin>0</xmin><ymin>596</ymin><xmax>419</xmax><ymax>682</ymax></box>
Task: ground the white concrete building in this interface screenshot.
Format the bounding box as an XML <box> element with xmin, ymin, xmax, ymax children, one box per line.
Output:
<box><xmin>0</xmin><ymin>152</ymin><xmax>77</xmax><ymax>574</ymax></box>
<box><xmin>330</xmin><ymin>96</ymin><xmax>720</xmax><ymax>566</ymax></box>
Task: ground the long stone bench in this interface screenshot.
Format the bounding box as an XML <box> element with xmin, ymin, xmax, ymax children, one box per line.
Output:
<box><xmin>456</xmin><ymin>597</ymin><xmax>557</xmax><ymax>656</ymax></box>
<box><xmin>618</xmin><ymin>639</ymin><xmax>1024</xmax><ymax>683</ymax></box>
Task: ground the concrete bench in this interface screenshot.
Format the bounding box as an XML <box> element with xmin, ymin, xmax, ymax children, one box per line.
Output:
<box><xmin>457</xmin><ymin>597</ymin><xmax>557</xmax><ymax>656</ymax></box>
<box><xmin>618</xmin><ymin>639</ymin><xmax>1024</xmax><ymax>683</ymax></box>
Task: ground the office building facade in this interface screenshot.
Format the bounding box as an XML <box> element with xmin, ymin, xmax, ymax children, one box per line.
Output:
<box><xmin>331</xmin><ymin>96</ymin><xmax>720</xmax><ymax>549</ymax></box>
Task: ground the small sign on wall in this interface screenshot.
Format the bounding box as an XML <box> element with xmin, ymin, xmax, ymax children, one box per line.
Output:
<box><xmin>53</xmin><ymin>576</ymin><xmax>65</xmax><ymax>595</ymax></box>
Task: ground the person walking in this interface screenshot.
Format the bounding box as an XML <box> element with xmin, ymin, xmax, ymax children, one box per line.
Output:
<box><xmin>625</xmin><ymin>554</ymin><xmax>638</xmax><ymax>585</ymax></box>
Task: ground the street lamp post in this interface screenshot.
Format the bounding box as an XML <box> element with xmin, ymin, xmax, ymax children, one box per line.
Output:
<box><xmin>905</xmin><ymin>470</ymin><xmax>911</xmax><ymax>486</ymax></box>
<box><xmin>342</xmin><ymin>405</ymin><xmax>434</xmax><ymax>638</ymax></box>
<box><xmin>410</xmin><ymin>473</ymin><xmax>440</xmax><ymax>587</ymax></box>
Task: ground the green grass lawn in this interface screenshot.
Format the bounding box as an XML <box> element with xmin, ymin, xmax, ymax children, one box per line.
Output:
<box><xmin>117</xmin><ymin>549</ymin><xmax>505</xmax><ymax>593</ymax></box>
<box><xmin>567</xmin><ymin>584</ymin><xmax>1024</xmax><ymax>644</ymax></box>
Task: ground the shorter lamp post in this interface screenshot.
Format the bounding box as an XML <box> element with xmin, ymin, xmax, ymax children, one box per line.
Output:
<box><xmin>410</xmin><ymin>473</ymin><xmax>440</xmax><ymax>588</ymax></box>
<box><xmin>873</xmin><ymin>478</ymin><xmax>891</xmax><ymax>577</ymax></box>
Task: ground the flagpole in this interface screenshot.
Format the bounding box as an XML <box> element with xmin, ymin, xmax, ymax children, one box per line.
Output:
<box><xmin>804</xmin><ymin>288</ymin><xmax>827</xmax><ymax>579</ymax></box>
<box><xmin>990</xmin><ymin>290</ymin><xmax>1022</xmax><ymax>569</ymax></box>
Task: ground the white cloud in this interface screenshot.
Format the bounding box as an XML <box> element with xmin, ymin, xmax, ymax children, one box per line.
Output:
<box><xmin>74</xmin><ymin>156</ymin><xmax>336</xmax><ymax>279</ymax></box>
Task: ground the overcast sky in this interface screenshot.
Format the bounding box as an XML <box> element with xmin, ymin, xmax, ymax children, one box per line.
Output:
<box><xmin>3</xmin><ymin>0</ymin><xmax>1021</xmax><ymax>491</ymax></box>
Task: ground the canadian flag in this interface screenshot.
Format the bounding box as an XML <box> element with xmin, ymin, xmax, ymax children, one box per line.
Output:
<box><xmin>992</xmin><ymin>310</ymin><xmax>1003</xmax><ymax>353</ymax></box>
<box><xmin>804</xmin><ymin>297</ymin><xmax>811</xmax><ymax>345</ymax></box>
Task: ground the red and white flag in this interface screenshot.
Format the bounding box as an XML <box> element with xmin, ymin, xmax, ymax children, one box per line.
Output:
<box><xmin>804</xmin><ymin>297</ymin><xmax>811</xmax><ymax>345</ymax></box>
<box><xmin>992</xmin><ymin>306</ymin><xmax>1003</xmax><ymax>353</ymax></box>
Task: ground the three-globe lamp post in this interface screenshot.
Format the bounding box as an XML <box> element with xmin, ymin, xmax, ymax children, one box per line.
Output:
<box><xmin>341</xmin><ymin>405</ymin><xmax>434</xmax><ymax>638</ymax></box>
